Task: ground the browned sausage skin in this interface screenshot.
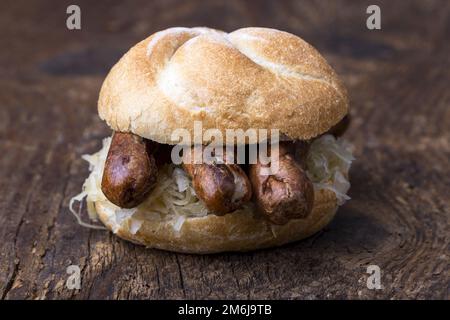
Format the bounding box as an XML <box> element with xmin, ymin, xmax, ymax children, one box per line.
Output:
<box><xmin>328</xmin><ymin>115</ymin><xmax>350</xmax><ymax>137</ymax></box>
<box><xmin>249</xmin><ymin>142</ymin><xmax>314</xmax><ymax>225</ymax></box>
<box><xmin>101</xmin><ymin>132</ymin><xmax>158</xmax><ymax>208</ymax></box>
<box><xmin>183</xmin><ymin>146</ymin><xmax>252</xmax><ymax>215</ymax></box>
<box><xmin>146</xmin><ymin>140</ymin><xmax>173</xmax><ymax>167</ymax></box>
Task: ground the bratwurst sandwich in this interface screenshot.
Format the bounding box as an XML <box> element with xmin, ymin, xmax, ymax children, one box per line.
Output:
<box><xmin>70</xmin><ymin>27</ymin><xmax>354</xmax><ymax>253</ymax></box>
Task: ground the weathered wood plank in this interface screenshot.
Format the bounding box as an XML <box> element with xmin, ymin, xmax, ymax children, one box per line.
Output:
<box><xmin>0</xmin><ymin>0</ymin><xmax>448</xmax><ymax>299</ymax></box>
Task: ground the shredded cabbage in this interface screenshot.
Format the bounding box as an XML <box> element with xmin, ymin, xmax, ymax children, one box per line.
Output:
<box><xmin>306</xmin><ymin>134</ymin><xmax>354</xmax><ymax>205</ymax></box>
<box><xmin>69</xmin><ymin>137</ymin><xmax>208</xmax><ymax>235</ymax></box>
<box><xmin>69</xmin><ymin>133</ymin><xmax>354</xmax><ymax>234</ymax></box>
<box><xmin>68</xmin><ymin>137</ymin><xmax>111</xmax><ymax>230</ymax></box>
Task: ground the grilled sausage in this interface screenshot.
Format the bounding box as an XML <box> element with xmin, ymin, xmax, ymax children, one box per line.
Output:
<box><xmin>249</xmin><ymin>142</ymin><xmax>314</xmax><ymax>225</ymax></box>
<box><xmin>101</xmin><ymin>132</ymin><xmax>158</xmax><ymax>208</ymax></box>
<box><xmin>183</xmin><ymin>146</ymin><xmax>252</xmax><ymax>215</ymax></box>
<box><xmin>146</xmin><ymin>140</ymin><xmax>173</xmax><ymax>167</ymax></box>
<box><xmin>328</xmin><ymin>115</ymin><xmax>350</xmax><ymax>137</ymax></box>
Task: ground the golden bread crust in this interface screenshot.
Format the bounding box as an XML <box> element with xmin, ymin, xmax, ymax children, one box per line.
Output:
<box><xmin>98</xmin><ymin>27</ymin><xmax>348</xmax><ymax>144</ymax></box>
<box><xmin>96</xmin><ymin>188</ymin><xmax>337</xmax><ymax>253</ymax></box>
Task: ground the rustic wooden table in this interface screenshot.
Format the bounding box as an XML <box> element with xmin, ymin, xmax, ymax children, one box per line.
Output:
<box><xmin>0</xmin><ymin>0</ymin><xmax>448</xmax><ymax>299</ymax></box>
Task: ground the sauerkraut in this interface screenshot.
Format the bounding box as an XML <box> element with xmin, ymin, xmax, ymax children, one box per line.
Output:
<box><xmin>69</xmin><ymin>134</ymin><xmax>354</xmax><ymax>233</ymax></box>
<box><xmin>306</xmin><ymin>134</ymin><xmax>354</xmax><ymax>205</ymax></box>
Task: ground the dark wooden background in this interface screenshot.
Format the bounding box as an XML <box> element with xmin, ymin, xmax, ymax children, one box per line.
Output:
<box><xmin>0</xmin><ymin>0</ymin><xmax>448</xmax><ymax>299</ymax></box>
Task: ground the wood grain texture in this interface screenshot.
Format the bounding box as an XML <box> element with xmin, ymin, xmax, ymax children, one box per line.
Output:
<box><xmin>0</xmin><ymin>0</ymin><xmax>448</xmax><ymax>299</ymax></box>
